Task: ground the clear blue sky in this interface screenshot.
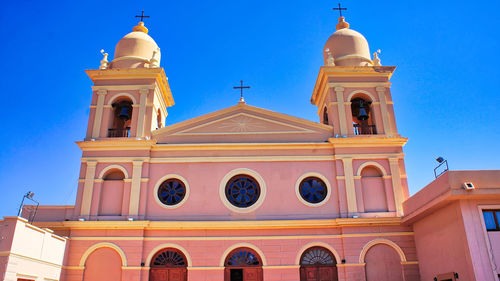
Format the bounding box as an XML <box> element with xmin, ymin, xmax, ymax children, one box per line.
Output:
<box><xmin>0</xmin><ymin>0</ymin><xmax>498</xmax><ymax>216</ymax></box>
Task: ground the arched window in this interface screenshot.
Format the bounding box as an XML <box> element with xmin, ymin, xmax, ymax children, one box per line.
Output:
<box><xmin>99</xmin><ymin>169</ymin><xmax>125</xmax><ymax>216</ymax></box>
<box><xmin>108</xmin><ymin>98</ymin><xmax>133</xmax><ymax>137</ymax></box>
<box><xmin>351</xmin><ymin>97</ymin><xmax>376</xmax><ymax>135</ymax></box>
<box><xmin>360</xmin><ymin>166</ymin><xmax>388</xmax><ymax>212</ymax></box>
<box><xmin>224</xmin><ymin>247</ymin><xmax>263</xmax><ymax>281</ymax></box>
<box><xmin>300</xmin><ymin>247</ymin><xmax>338</xmax><ymax>281</ymax></box>
<box><xmin>323</xmin><ymin>106</ymin><xmax>329</xmax><ymax>125</ymax></box>
<box><xmin>150</xmin><ymin>248</ymin><xmax>188</xmax><ymax>281</ymax></box>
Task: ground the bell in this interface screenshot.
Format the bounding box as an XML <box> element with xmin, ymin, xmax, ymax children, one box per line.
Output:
<box><xmin>118</xmin><ymin>106</ymin><xmax>131</xmax><ymax>121</ymax></box>
<box><xmin>357</xmin><ymin>101</ymin><xmax>369</xmax><ymax>121</ymax></box>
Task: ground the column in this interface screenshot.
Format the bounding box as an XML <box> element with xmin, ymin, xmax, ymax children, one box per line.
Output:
<box><xmin>376</xmin><ymin>86</ymin><xmax>393</xmax><ymax>136</ymax></box>
<box><xmin>342</xmin><ymin>158</ymin><xmax>358</xmax><ymax>215</ymax></box>
<box><xmin>136</xmin><ymin>89</ymin><xmax>149</xmax><ymax>138</ymax></box>
<box><xmin>389</xmin><ymin>158</ymin><xmax>404</xmax><ymax>215</ymax></box>
<box><xmin>91</xmin><ymin>90</ymin><xmax>107</xmax><ymax>138</ymax></box>
<box><xmin>80</xmin><ymin>161</ymin><xmax>97</xmax><ymax>217</ymax></box>
<box><xmin>129</xmin><ymin>160</ymin><xmax>143</xmax><ymax>217</ymax></box>
<box><xmin>335</xmin><ymin>87</ymin><xmax>348</xmax><ymax>136</ymax></box>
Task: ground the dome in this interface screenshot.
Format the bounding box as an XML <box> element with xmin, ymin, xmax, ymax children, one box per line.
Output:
<box><xmin>110</xmin><ymin>22</ymin><xmax>161</xmax><ymax>69</ymax></box>
<box><xmin>323</xmin><ymin>17</ymin><xmax>372</xmax><ymax>67</ymax></box>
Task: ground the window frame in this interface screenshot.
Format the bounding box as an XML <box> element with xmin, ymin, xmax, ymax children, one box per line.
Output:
<box><xmin>482</xmin><ymin>209</ymin><xmax>500</xmax><ymax>231</ymax></box>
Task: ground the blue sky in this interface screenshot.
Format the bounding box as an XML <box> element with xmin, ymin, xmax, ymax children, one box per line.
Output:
<box><xmin>0</xmin><ymin>0</ymin><xmax>498</xmax><ymax>216</ymax></box>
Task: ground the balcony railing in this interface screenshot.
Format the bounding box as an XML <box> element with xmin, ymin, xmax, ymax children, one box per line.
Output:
<box><xmin>353</xmin><ymin>124</ymin><xmax>377</xmax><ymax>135</ymax></box>
<box><xmin>108</xmin><ymin>127</ymin><xmax>131</xmax><ymax>137</ymax></box>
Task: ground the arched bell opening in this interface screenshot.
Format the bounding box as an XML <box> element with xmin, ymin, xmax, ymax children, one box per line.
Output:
<box><xmin>351</xmin><ymin>97</ymin><xmax>376</xmax><ymax>135</ymax></box>
<box><xmin>149</xmin><ymin>248</ymin><xmax>188</xmax><ymax>281</ymax></box>
<box><xmin>99</xmin><ymin>169</ymin><xmax>125</xmax><ymax>216</ymax></box>
<box><xmin>299</xmin><ymin>247</ymin><xmax>338</xmax><ymax>281</ymax></box>
<box><xmin>322</xmin><ymin>106</ymin><xmax>329</xmax><ymax>125</ymax></box>
<box><xmin>224</xmin><ymin>247</ymin><xmax>263</xmax><ymax>281</ymax></box>
<box><xmin>108</xmin><ymin>98</ymin><xmax>133</xmax><ymax>137</ymax></box>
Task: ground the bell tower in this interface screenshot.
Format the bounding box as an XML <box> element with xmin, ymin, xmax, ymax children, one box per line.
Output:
<box><xmin>84</xmin><ymin>21</ymin><xmax>174</xmax><ymax>141</ymax></box>
<box><xmin>312</xmin><ymin>16</ymin><xmax>408</xmax><ymax>216</ymax></box>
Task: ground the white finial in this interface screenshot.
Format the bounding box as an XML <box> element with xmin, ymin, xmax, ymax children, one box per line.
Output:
<box><xmin>325</xmin><ymin>48</ymin><xmax>335</xmax><ymax>66</ymax></box>
<box><xmin>373</xmin><ymin>49</ymin><xmax>382</xmax><ymax>66</ymax></box>
<box><xmin>99</xmin><ymin>49</ymin><xmax>108</xmax><ymax>69</ymax></box>
<box><xmin>150</xmin><ymin>48</ymin><xmax>161</xmax><ymax>68</ymax></box>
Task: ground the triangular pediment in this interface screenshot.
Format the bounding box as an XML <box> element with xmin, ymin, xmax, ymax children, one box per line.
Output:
<box><xmin>152</xmin><ymin>103</ymin><xmax>332</xmax><ymax>144</ymax></box>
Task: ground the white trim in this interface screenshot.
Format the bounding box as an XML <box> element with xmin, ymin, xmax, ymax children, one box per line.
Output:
<box><xmin>219</xmin><ymin>242</ymin><xmax>267</xmax><ymax>266</ymax></box>
<box><xmin>295</xmin><ymin>172</ymin><xmax>332</xmax><ymax>207</ymax></box>
<box><xmin>219</xmin><ymin>168</ymin><xmax>267</xmax><ymax>213</ymax></box>
<box><xmin>98</xmin><ymin>164</ymin><xmax>129</xmax><ymax>179</ymax></box>
<box><xmin>347</xmin><ymin>89</ymin><xmax>376</xmax><ymax>102</ymax></box>
<box><xmin>359</xmin><ymin>238</ymin><xmax>406</xmax><ymax>263</ymax></box>
<box><xmin>108</xmin><ymin>93</ymin><xmax>137</xmax><ymax>105</ymax></box>
<box><xmin>356</xmin><ymin>161</ymin><xmax>388</xmax><ymax>177</ymax></box>
<box><xmin>295</xmin><ymin>242</ymin><xmax>342</xmax><ymax>265</ymax></box>
<box><xmin>145</xmin><ymin>243</ymin><xmax>192</xmax><ymax>267</ymax></box>
<box><xmin>153</xmin><ymin>174</ymin><xmax>190</xmax><ymax>209</ymax></box>
<box><xmin>79</xmin><ymin>242</ymin><xmax>127</xmax><ymax>267</ymax></box>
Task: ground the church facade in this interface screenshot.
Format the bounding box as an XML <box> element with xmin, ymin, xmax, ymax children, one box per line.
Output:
<box><xmin>30</xmin><ymin>15</ymin><xmax>422</xmax><ymax>281</ymax></box>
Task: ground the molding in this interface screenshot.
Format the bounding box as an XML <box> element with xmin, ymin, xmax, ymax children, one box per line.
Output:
<box><xmin>107</xmin><ymin>92</ymin><xmax>137</xmax><ymax>105</ymax></box>
<box><xmin>144</xmin><ymin>243</ymin><xmax>192</xmax><ymax>267</ymax></box>
<box><xmin>98</xmin><ymin>164</ymin><xmax>130</xmax><ymax>179</ymax></box>
<box><xmin>219</xmin><ymin>168</ymin><xmax>267</xmax><ymax>213</ymax></box>
<box><xmin>295</xmin><ymin>172</ymin><xmax>332</xmax><ymax>207</ymax></box>
<box><xmin>150</xmin><ymin>155</ymin><xmax>335</xmax><ymax>163</ymax></box>
<box><xmin>219</xmin><ymin>242</ymin><xmax>267</xmax><ymax>266</ymax></box>
<box><xmin>359</xmin><ymin>238</ymin><xmax>407</xmax><ymax>263</ymax></box>
<box><xmin>78</xmin><ymin>242</ymin><xmax>127</xmax><ymax>267</ymax></box>
<box><xmin>295</xmin><ymin>242</ymin><xmax>342</xmax><ymax>265</ymax></box>
<box><xmin>0</xmin><ymin>251</ymin><xmax>63</xmax><ymax>268</ymax></box>
<box><xmin>152</xmin><ymin>174</ymin><xmax>190</xmax><ymax>209</ymax></box>
<box><xmin>356</xmin><ymin>161</ymin><xmax>388</xmax><ymax>177</ymax></box>
<box><xmin>337</xmin><ymin>263</ymin><xmax>366</xmax><ymax>267</ymax></box>
<box><xmin>34</xmin><ymin>217</ymin><xmax>404</xmax><ymax>230</ymax></box>
<box><xmin>69</xmin><ymin>232</ymin><xmax>415</xmax><ymax>241</ymax></box>
<box><xmin>346</xmin><ymin>89</ymin><xmax>377</xmax><ymax>102</ymax></box>
<box><xmin>401</xmin><ymin>261</ymin><xmax>419</xmax><ymax>265</ymax></box>
<box><xmin>92</xmin><ymin>85</ymin><xmax>155</xmax><ymax>91</ymax></box>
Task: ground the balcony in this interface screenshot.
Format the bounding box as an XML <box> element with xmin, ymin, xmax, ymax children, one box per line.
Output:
<box><xmin>108</xmin><ymin>127</ymin><xmax>131</xmax><ymax>137</ymax></box>
<box><xmin>353</xmin><ymin>124</ymin><xmax>377</xmax><ymax>135</ymax></box>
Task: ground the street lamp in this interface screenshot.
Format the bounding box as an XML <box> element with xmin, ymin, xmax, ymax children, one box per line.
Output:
<box><xmin>17</xmin><ymin>191</ymin><xmax>39</xmax><ymax>223</ymax></box>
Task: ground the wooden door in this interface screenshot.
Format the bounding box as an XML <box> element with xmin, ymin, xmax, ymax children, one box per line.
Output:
<box><xmin>225</xmin><ymin>267</ymin><xmax>263</xmax><ymax>281</ymax></box>
<box><xmin>244</xmin><ymin>268</ymin><xmax>262</xmax><ymax>281</ymax></box>
<box><xmin>300</xmin><ymin>266</ymin><xmax>337</xmax><ymax>281</ymax></box>
<box><xmin>150</xmin><ymin>268</ymin><xmax>187</xmax><ymax>281</ymax></box>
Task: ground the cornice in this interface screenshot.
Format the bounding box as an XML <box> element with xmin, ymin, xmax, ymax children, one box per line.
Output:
<box><xmin>33</xmin><ymin>217</ymin><xmax>402</xmax><ymax>231</ymax></box>
<box><xmin>76</xmin><ymin>139</ymin><xmax>157</xmax><ymax>151</ymax></box>
<box><xmin>328</xmin><ymin>136</ymin><xmax>408</xmax><ymax>147</ymax></box>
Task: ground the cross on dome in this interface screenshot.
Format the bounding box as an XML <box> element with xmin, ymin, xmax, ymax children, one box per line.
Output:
<box><xmin>333</xmin><ymin>3</ymin><xmax>347</xmax><ymax>17</ymax></box>
<box><xmin>135</xmin><ymin>10</ymin><xmax>150</xmax><ymax>22</ymax></box>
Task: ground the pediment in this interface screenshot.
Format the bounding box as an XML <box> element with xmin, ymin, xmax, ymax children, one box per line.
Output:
<box><xmin>153</xmin><ymin>103</ymin><xmax>333</xmax><ymax>144</ymax></box>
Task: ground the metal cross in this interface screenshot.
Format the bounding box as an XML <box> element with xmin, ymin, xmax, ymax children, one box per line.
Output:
<box><xmin>233</xmin><ymin>80</ymin><xmax>250</xmax><ymax>102</ymax></box>
<box><xmin>333</xmin><ymin>3</ymin><xmax>347</xmax><ymax>17</ymax></box>
<box><xmin>135</xmin><ymin>10</ymin><xmax>150</xmax><ymax>22</ymax></box>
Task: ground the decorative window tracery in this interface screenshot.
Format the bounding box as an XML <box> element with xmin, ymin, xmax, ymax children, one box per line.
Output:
<box><xmin>299</xmin><ymin>177</ymin><xmax>328</xmax><ymax>204</ymax></box>
<box><xmin>300</xmin><ymin>247</ymin><xmax>335</xmax><ymax>265</ymax></box>
<box><xmin>225</xmin><ymin>175</ymin><xmax>260</xmax><ymax>208</ymax></box>
<box><xmin>157</xmin><ymin>178</ymin><xmax>186</xmax><ymax>206</ymax></box>
<box><xmin>225</xmin><ymin>248</ymin><xmax>261</xmax><ymax>267</ymax></box>
<box><xmin>152</xmin><ymin>249</ymin><xmax>187</xmax><ymax>267</ymax></box>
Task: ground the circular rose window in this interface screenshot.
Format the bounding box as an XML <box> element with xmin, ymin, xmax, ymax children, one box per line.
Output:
<box><xmin>157</xmin><ymin>178</ymin><xmax>186</xmax><ymax>206</ymax></box>
<box><xmin>225</xmin><ymin>175</ymin><xmax>261</xmax><ymax>208</ymax></box>
<box><xmin>299</xmin><ymin>177</ymin><xmax>328</xmax><ymax>204</ymax></box>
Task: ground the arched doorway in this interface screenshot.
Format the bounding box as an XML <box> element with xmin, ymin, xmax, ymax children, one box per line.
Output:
<box><xmin>149</xmin><ymin>248</ymin><xmax>188</xmax><ymax>281</ymax></box>
<box><xmin>300</xmin><ymin>247</ymin><xmax>338</xmax><ymax>281</ymax></box>
<box><xmin>364</xmin><ymin>244</ymin><xmax>403</xmax><ymax>281</ymax></box>
<box><xmin>83</xmin><ymin>247</ymin><xmax>122</xmax><ymax>281</ymax></box>
<box><xmin>224</xmin><ymin>247</ymin><xmax>263</xmax><ymax>281</ymax></box>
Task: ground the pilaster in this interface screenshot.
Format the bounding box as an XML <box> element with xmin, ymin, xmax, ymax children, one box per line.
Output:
<box><xmin>80</xmin><ymin>161</ymin><xmax>97</xmax><ymax>217</ymax></box>
<box><xmin>389</xmin><ymin>158</ymin><xmax>404</xmax><ymax>215</ymax></box>
<box><xmin>335</xmin><ymin>87</ymin><xmax>348</xmax><ymax>136</ymax></box>
<box><xmin>342</xmin><ymin>158</ymin><xmax>358</xmax><ymax>215</ymax></box>
<box><xmin>376</xmin><ymin>86</ymin><xmax>393</xmax><ymax>136</ymax></box>
<box><xmin>136</xmin><ymin>89</ymin><xmax>149</xmax><ymax>138</ymax></box>
<box><xmin>91</xmin><ymin>90</ymin><xmax>107</xmax><ymax>138</ymax></box>
<box><xmin>129</xmin><ymin>160</ymin><xmax>143</xmax><ymax>217</ymax></box>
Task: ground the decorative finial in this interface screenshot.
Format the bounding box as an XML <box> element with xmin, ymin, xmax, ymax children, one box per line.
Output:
<box><xmin>325</xmin><ymin>48</ymin><xmax>335</xmax><ymax>66</ymax></box>
<box><xmin>373</xmin><ymin>49</ymin><xmax>382</xmax><ymax>66</ymax></box>
<box><xmin>99</xmin><ymin>49</ymin><xmax>108</xmax><ymax>69</ymax></box>
<box><xmin>336</xmin><ymin>16</ymin><xmax>349</xmax><ymax>30</ymax></box>
<box><xmin>150</xmin><ymin>48</ymin><xmax>161</xmax><ymax>68</ymax></box>
<box><xmin>133</xmin><ymin>21</ymin><xmax>149</xmax><ymax>33</ymax></box>
<box><xmin>233</xmin><ymin>80</ymin><xmax>250</xmax><ymax>104</ymax></box>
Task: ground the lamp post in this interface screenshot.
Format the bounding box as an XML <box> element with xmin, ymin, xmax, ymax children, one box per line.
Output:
<box><xmin>17</xmin><ymin>191</ymin><xmax>39</xmax><ymax>223</ymax></box>
<box><xmin>434</xmin><ymin>157</ymin><xmax>449</xmax><ymax>178</ymax></box>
